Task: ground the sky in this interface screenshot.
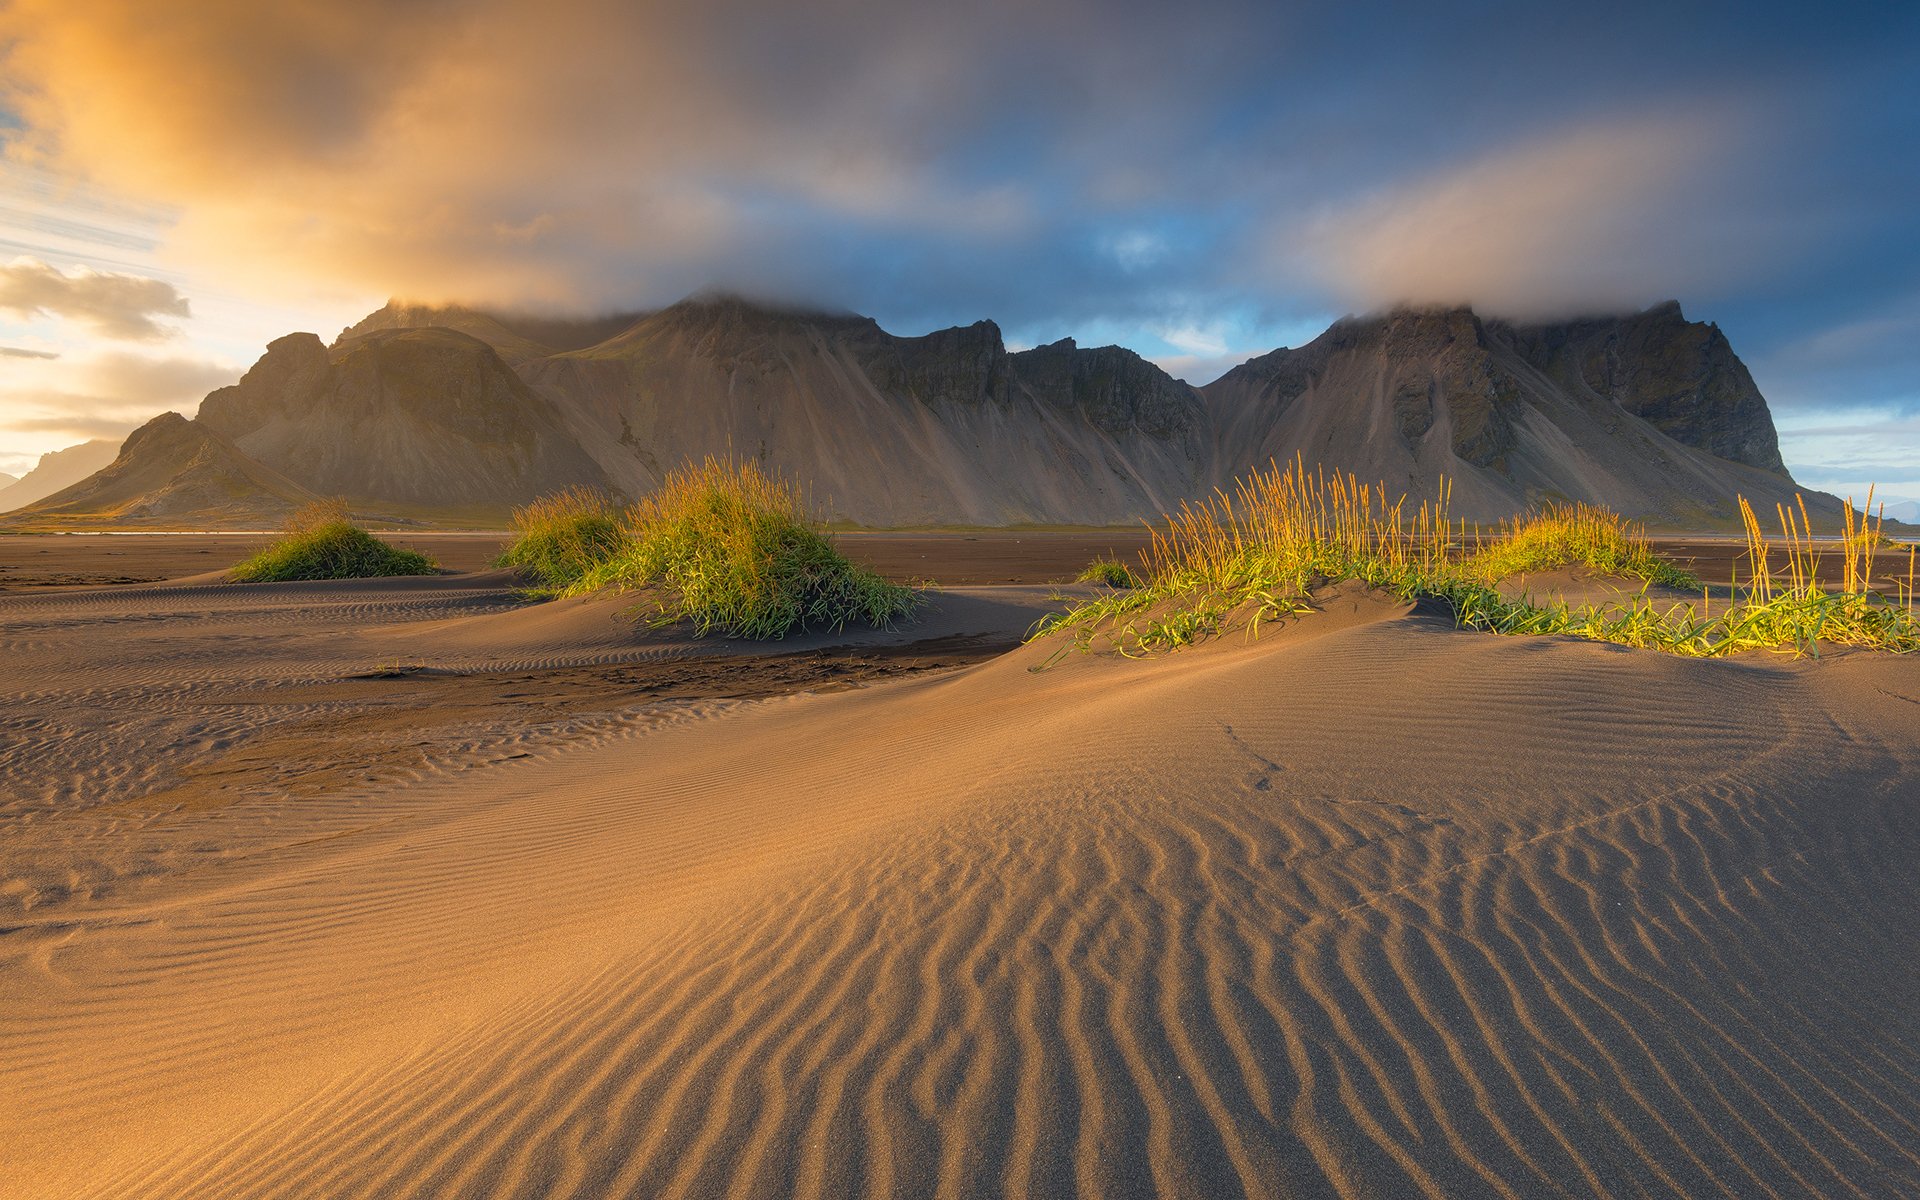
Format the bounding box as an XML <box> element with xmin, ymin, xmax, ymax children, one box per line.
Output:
<box><xmin>1</xmin><ymin>0</ymin><xmax>1915</xmax><ymax>501</ymax></box>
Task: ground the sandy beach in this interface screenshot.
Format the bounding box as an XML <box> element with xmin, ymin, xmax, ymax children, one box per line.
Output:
<box><xmin>5</xmin><ymin>530</ymin><xmax>1906</xmax><ymax>595</ymax></box>
<box><xmin>2</xmin><ymin>547</ymin><xmax>1917</xmax><ymax>1198</ymax></box>
<box><xmin>6</xmin><ymin>2</ymin><xmax>1915</xmax><ymax>1194</ymax></box>
<box><xmin>0</xmin><ymin>531</ymin><xmax>1164</xmax><ymax>591</ymax></box>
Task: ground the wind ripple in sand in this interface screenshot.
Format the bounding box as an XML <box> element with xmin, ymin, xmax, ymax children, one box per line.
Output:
<box><xmin>4</xmin><ymin>588</ymin><xmax>1919</xmax><ymax>1198</ymax></box>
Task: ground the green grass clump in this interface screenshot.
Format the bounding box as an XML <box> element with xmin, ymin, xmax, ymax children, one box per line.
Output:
<box><xmin>230</xmin><ymin>499</ymin><xmax>436</xmax><ymax>583</ymax></box>
<box><xmin>496</xmin><ymin>487</ymin><xmax>628</xmax><ymax>592</ymax></box>
<box><xmin>566</xmin><ymin>458</ymin><xmax>920</xmax><ymax>638</ymax></box>
<box><xmin>1032</xmin><ymin>456</ymin><xmax>1917</xmax><ymax>662</ymax></box>
<box><xmin>1077</xmin><ymin>557</ymin><xmax>1140</xmax><ymax>588</ymax></box>
<box><xmin>1465</xmin><ymin>501</ymin><xmax>1699</xmax><ymax>589</ymax></box>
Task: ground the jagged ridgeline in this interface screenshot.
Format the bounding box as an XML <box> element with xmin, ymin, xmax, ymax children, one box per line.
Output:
<box><xmin>2</xmin><ymin>295</ymin><xmax>1836</xmax><ymax>528</ymax></box>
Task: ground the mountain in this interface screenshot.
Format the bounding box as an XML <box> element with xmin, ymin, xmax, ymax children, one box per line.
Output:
<box><xmin>8</xmin><ymin>413</ymin><xmax>318</xmax><ymax>525</ymax></box>
<box><xmin>194</xmin><ymin>327</ymin><xmax>611</xmax><ymax>509</ymax></box>
<box><xmin>1</xmin><ymin>295</ymin><xmax>1837</xmax><ymax>529</ymax></box>
<box><xmin>0</xmin><ymin>439</ymin><xmax>124</xmax><ymax>513</ymax></box>
<box><xmin>0</xmin><ymin>472</ymin><xmax>14</xmax><ymax>488</ymax></box>
<box><xmin>506</xmin><ymin>296</ymin><xmax>1206</xmax><ymax>525</ymax></box>
<box><xmin>338</xmin><ymin>303</ymin><xmax>647</xmax><ymax>367</ymax></box>
<box><xmin>1203</xmin><ymin>303</ymin><xmax>1811</xmax><ymax>526</ymax></box>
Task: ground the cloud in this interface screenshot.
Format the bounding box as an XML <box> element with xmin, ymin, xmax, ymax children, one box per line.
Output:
<box><xmin>1</xmin><ymin>346</ymin><xmax>60</xmax><ymax>359</ymax></box>
<box><xmin>1149</xmin><ymin>351</ymin><xmax>1255</xmax><ymax>387</ymax></box>
<box><xmin>1768</xmin><ymin>405</ymin><xmax>1920</xmax><ymax>504</ymax></box>
<box><xmin>0</xmin><ymin>0</ymin><xmax>1913</xmax><ymax>361</ymax></box>
<box><xmin>1155</xmin><ymin>324</ymin><xmax>1229</xmax><ymax>357</ymax></box>
<box><xmin>1752</xmin><ymin>301</ymin><xmax>1920</xmax><ymax>412</ymax></box>
<box><xmin>0</xmin><ymin>0</ymin><xmax>1200</xmax><ymax>311</ymax></box>
<box><xmin>1144</xmin><ymin>320</ymin><xmax>1268</xmax><ymax>384</ymax></box>
<box><xmin>3</xmin><ymin>409</ymin><xmax>145</xmax><ymax>439</ymax></box>
<box><xmin>1289</xmin><ymin>112</ymin><xmax>1773</xmax><ymax>320</ymax></box>
<box><xmin>76</xmin><ymin>350</ymin><xmax>237</xmax><ymax>403</ymax></box>
<box><xmin>0</xmin><ymin>256</ymin><xmax>190</xmax><ymax>338</ymax></box>
<box><xmin>0</xmin><ymin>348</ymin><xmax>238</xmax><ymax>454</ymax></box>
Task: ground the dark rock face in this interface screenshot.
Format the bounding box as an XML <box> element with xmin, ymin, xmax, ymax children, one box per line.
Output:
<box><xmin>12</xmin><ymin>412</ymin><xmax>317</xmax><ymax>522</ymax></box>
<box><xmin>1220</xmin><ymin>301</ymin><xmax>1783</xmax><ymax>481</ymax></box>
<box><xmin>1393</xmin><ymin>378</ymin><xmax>1434</xmax><ymax>441</ymax></box>
<box><xmin>198</xmin><ymin>327</ymin><xmax>611</xmax><ymax>506</ymax></box>
<box><xmin>1378</xmin><ymin>310</ymin><xmax>1519</xmax><ymax>468</ymax></box>
<box><xmin>117</xmin><ymin>411</ymin><xmax>198</xmax><ymax>458</ymax></box>
<box><xmin>1599</xmin><ymin>309</ymin><xmax>1784</xmax><ymax>473</ymax></box>
<box><xmin>1214</xmin><ymin>343</ymin><xmax>1320</xmax><ymax>415</ymax></box>
<box><xmin>1008</xmin><ymin>338</ymin><xmax>1203</xmax><ymax>437</ymax></box>
<box><xmin>16</xmin><ymin>293</ymin><xmax>1814</xmax><ymax>528</ymax></box>
<box><xmin>861</xmin><ymin>320</ymin><xmax>1012</xmax><ymax>408</ymax></box>
<box><xmin>1216</xmin><ymin>308</ymin><xmax>1521</xmax><ymax>467</ymax></box>
<box><xmin>328</xmin><ymin>329</ymin><xmax>544</xmax><ymax>441</ymax></box>
<box><xmin>858</xmin><ymin>320</ymin><xmax>1204</xmax><ymax>439</ymax></box>
<box><xmin>642</xmin><ymin>295</ymin><xmax>880</xmax><ymax>375</ymax></box>
<box><xmin>1501</xmin><ymin>301</ymin><xmax>1786</xmax><ymax>474</ymax></box>
<box><xmin>196</xmin><ymin>333</ymin><xmax>331</xmax><ymax>440</ymax></box>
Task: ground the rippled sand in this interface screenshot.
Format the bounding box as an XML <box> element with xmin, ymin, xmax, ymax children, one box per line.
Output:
<box><xmin>3</xmin><ymin>574</ymin><xmax>1917</xmax><ymax>1198</ymax></box>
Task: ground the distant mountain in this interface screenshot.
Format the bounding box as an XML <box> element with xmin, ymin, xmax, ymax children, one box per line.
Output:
<box><xmin>195</xmin><ymin>327</ymin><xmax>611</xmax><ymax>508</ymax></box>
<box><xmin>0</xmin><ymin>295</ymin><xmax>1843</xmax><ymax>529</ymax></box>
<box><xmin>1203</xmin><ymin>303</ymin><xmax>1807</xmax><ymax>526</ymax></box>
<box><xmin>1872</xmin><ymin>499</ymin><xmax>1920</xmax><ymax>524</ymax></box>
<box><xmin>505</xmin><ymin>296</ymin><xmax>1207</xmax><ymax>526</ymax></box>
<box><xmin>0</xmin><ymin>471</ymin><xmax>15</xmax><ymax>488</ymax></box>
<box><xmin>0</xmin><ymin>439</ymin><xmax>123</xmax><ymax>513</ymax></box>
<box><xmin>339</xmin><ymin>303</ymin><xmax>648</xmax><ymax>367</ymax></box>
<box><xmin>10</xmin><ymin>414</ymin><xmax>318</xmax><ymax>525</ymax></box>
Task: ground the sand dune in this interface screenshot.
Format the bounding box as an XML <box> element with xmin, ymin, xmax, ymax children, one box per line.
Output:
<box><xmin>3</xmin><ymin>575</ymin><xmax>1918</xmax><ymax>1197</ymax></box>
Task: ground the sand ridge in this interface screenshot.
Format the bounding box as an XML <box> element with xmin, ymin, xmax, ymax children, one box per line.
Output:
<box><xmin>2</xmin><ymin>570</ymin><xmax>1918</xmax><ymax>1197</ymax></box>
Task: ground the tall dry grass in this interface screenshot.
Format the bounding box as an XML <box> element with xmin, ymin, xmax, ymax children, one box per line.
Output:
<box><xmin>1464</xmin><ymin>501</ymin><xmax>1697</xmax><ymax>588</ymax></box>
<box><xmin>229</xmin><ymin>499</ymin><xmax>436</xmax><ymax>583</ymax></box>
<box><xmin>502</xmin><ymin>459</ymin><xmax>919</xmax><ymax>638</ymax></box>
<box><xmin>496</xmin><ymin>487</ymin><xmax>628</xmax><ymax>592</ymax></box>
<box><xmin>1034</xmin><ymin>455</ymin><xmax>1916</xmax><ymax>659</ymax></box>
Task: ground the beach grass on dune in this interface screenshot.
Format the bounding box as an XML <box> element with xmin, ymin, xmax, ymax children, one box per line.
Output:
<box><xmin>1464</xmin><ymin>501</ymin><xmax>1700</xmax><ymax>589</ymax></box>
<box><xmin>229</xmin><ymin>499</ymin><xmax>437</xmax><ymax>583</ymax></box>
<box><xmin>1076</xmin><ymin>557</ymin><xmax>1140</xmax><ymax>588</ymax></box>
<box><xmin>537</xmin><ymin>458</ymin><xmax>919</xmax><ymax>638</ymax></box>
<box><xmin>496</xmin><ymin>486</ymin><xmax>629</xmax><ymax>592</ymax></box>
<box><xmin>1033</xmin><ymin>456</ymin><xmax>1918</xmax><ymax>659</ymax></box>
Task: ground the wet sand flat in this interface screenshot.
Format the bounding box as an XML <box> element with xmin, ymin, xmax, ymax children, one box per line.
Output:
<box><xmin>0</xmin><ymin>530</ymin><xmax>1160</xmax><ymax>591</ymax></box>
<box><xmin>4</xmin><ymin>529</ymin><xmax>1912</xmax><ymax>594</ymax></box>
<box><xmin>2</xmin><ymin>570</ymin><xmax>1918</xmax><ymax>1198</ymax></box>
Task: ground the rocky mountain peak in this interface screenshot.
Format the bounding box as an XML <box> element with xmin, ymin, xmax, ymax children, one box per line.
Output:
<box><xmin>1499</xmin><ymin>301</ymin><xmax>1785</xmax><ymax>474</ymax></box>
<box><xmin>9</xmin><ymin>411</ymin><xmax>318</xmax><ymax>523</ymax></box>
<box><xmin>1010</xmin><ymin>339</ymin><xmax>1201</xmax><ymax>438</ymax></box>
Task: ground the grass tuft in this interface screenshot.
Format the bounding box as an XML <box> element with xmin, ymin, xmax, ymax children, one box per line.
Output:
<box><xmin>229</xmin><ymin>499</ymin><xmax>436</xmax><ymax>583</ymax></box>
<box><xmin>1032</xmin><ymin>456</ymin><xmax>1916</xmax><ymax>662</ymax></box>
<box><xmin>496</xmin><ymin>486</ymin><xmax>628</xmax><ymax>592</ymax></box>
<box><xmin>1076</xmin><ymin>557</ymin><xmax>1140</xmax><ymax>588</ymax></box>
<box><xmin>563</xmin><ymin>457</ymin><xmax>920</xmax><ymax>638</ymax></box>
<box><xmin>1464</xmin><ymin>502</ymin><xmax>1699</xmax><ymax>589</ymax></box>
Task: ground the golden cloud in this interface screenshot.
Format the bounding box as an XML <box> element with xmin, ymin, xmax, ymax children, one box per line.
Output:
<box><xmin>0</xmin><ymin>257</ymin><xmax>190</xmax><ymax>339</ymax></box>
<box><xmin>1290</xmin><ymin>111</ymin><xmax>1755</xmax><ymax>319</ymax></box>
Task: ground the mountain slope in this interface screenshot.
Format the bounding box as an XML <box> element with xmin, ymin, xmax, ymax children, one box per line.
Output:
<box><xmin>0</xmin><ymin>439</ymin><xmax>123</xmax><ymax>513</ymax></box>
<box><xmin>8</xmin><ymin>295</ymin><xmax>1838</xmax><ymax>529</ymax></box>
<box><xmin>196</xmin><ymin>327</ymin><xmax>612</xmax><ymax>509</ymax></box>
<box><xmin>1202</xmin><ymin>304</ymin><xmax>1821</xmax><ymax>524</ymax></box>
<box><xmin>518</xmin><ymin>295</ymin><xmax>1205</xmax><ymax>525</ymax></box>
<box><xmin>8</xmin><ymin>413</ymin><xmax>318</xmax><ymax>525</ymax></box>
<box><xmin>337</xmin><ymin>303</ymin><xmax>648</xmax><ymax>368</ymax></box>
